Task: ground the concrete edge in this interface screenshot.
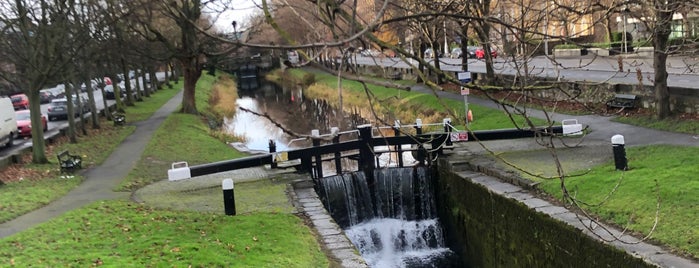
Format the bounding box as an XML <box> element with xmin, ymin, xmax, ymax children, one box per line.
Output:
<box><xmin>289</xmin><ymin>178</ymin><xmax>368</xmax><ymax>268</ymax></box>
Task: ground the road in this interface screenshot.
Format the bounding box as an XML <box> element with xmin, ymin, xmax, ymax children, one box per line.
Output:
<box><xmin>351</xmin><ymin>54</ymin><xmax>699</xmax><ymax>89</ymax></box>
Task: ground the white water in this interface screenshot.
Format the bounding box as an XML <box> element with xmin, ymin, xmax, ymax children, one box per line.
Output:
<box><xmin>320</xmin><ymin>168</ymin><xmax>455</xmax><ymax>267</ymax></box>
<box><xmin>345</xmin><ymin>218</ymin><xmax>453</xmax><ymax>268</ymax></box>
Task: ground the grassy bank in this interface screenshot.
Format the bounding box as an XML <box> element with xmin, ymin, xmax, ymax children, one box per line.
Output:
<box><xmin>1</xmin><ymin>73</ymin><xmax>330</xmax><ymax>267</ymax></box>
<box><xmin>119</xmin><ymin>74</ymin><xmax>246</xmax><ymax>191</ymax></box>
<box><xmin>0</xmin><ymin>201</ymin><xmax>326</xmax><ymax>267</ymax></box>
<box><xmin>536</xmin><ymin>145</ymin><xmax>699</xmax><ymax>258</ymax></box>
<box><xmin>273</xmin><ymin>68</ymin><xmax>546</xmax><ymax>131</ymax></box>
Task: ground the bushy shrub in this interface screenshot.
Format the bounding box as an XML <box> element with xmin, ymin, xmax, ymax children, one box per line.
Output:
<box><xmin>301</xmin><ymin>73</ymin><xmax>316</xmax><ymax>87</ymax></box>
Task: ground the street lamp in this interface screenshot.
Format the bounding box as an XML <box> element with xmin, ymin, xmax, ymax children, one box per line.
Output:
<box><xmin>621</xmin><ymin>6</ymin><xmax>629</xmax><ymax>54</ymax></box>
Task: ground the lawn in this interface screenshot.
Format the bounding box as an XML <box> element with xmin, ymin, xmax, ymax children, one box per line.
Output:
<box><xmin>532</xmin><ymin>145</ymin><xmax>699</xmax><ymax>257</ymax></box>
<box><xmin>0</xmin><ymin>201</ymin><xmax>326</xmax><ymax>267</ymax></box>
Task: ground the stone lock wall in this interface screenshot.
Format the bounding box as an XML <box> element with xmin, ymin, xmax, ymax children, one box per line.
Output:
<box><xmin>434</xmin><ymin>158</ymin><xmax>654</xmax><ymax>267</ymax></box>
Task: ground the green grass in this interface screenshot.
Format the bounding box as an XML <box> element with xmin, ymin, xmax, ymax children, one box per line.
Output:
<box><xmin>123</xmin><ymin>81</ymin><xmax>184</xmax><ymax>122</ymax></box>
<box><xmin>287</xmin><ymin>69</ymin><xmax>545</xmax><ymax>131</ymax></box>
<box><xmin>613</xmin><ymin>115</ymin><xmax>699</xmax><ymax>135</ymax></box>
<box><xmin>0</xmin><ymin>201</ymin><xmax>327</xmax><ymax>267</ymax></box>
<box><xmin>0</xmin><ymin>177</ymin><xmax>82</xmax><ymax>223</ymax></box>
<box><xmin>118</xmin><ymin>112</ymin><xmax>247</xmax><ymax>191</ymax></box>
<box><xmin>538</xmin><ymin>145</ymin><xmax>699</xmax><ymax>257</ymax></box>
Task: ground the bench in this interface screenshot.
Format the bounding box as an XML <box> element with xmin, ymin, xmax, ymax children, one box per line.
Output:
<box><xmin>386</xmin><ymin>72</ymin><xmax>402</xmax><ymax>80</ymax></box>
<box><xmin>112</xmin><ymin>112</ymin><xmax>126</xmax><ymax>126</ymax></box>
<box><xmin>606</xmin><ymin>94</ymin><xmax>637</xmax><ymax>110</ymax></box>
<box><xmin>57</xmin><ymin>150</ymin><xmax>82</xmax><ymax>173</ymax></box>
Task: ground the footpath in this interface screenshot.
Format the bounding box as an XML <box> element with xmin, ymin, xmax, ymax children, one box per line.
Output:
<box><xmin>0</xmin><ymin>91</ymin><xmax>184</xmax><ymax>238</ymax></box>
<box><xmin>0</xmin><ymin>73</ymin><xmax>698</xmax><ymax>266</ymax></box>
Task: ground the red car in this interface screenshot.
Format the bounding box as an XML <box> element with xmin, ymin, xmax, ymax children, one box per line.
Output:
<box><xmin>474</xmin><ymin>47</ymin><xmax>498</xmax><ymax>59</ymax></box>
<box><xmin>15</xmin><ymin>110</ymin><xmax>48</xmax><ymax>138</ymax></box>
<box><xmin>11</xmin><ymin>93</ymin><xmax>29</xmax><ymax>110</ymax></box>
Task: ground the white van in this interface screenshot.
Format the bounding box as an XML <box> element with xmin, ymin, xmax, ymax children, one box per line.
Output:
<box><xmin>0</xmin><ymin>97</ymin><xmax>17</xmax><ymax>147</ymax></box>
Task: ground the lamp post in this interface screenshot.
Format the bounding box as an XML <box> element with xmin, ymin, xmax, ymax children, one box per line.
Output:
<box><xmin>621</xmin><ymin>6</ymin><xmax>629</xmax><ymax>54</ymax></box>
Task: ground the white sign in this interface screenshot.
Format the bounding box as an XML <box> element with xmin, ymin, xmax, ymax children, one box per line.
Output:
<box><xmin>450</xmin><ymin>132</ymin><xmax>469</xmax><ymax>142</ymax></box>
<box><xmin>460</xmin><ymin>86</ymin><xmax>470</xmax><ymax>96</ymax></box>
<box><xmin>457</xmin><ymin>72</ymin><xmax>472</xmax><ymax>83</ymax></box>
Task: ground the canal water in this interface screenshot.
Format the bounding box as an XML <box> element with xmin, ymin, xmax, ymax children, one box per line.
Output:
<box><xmin>225</xmin><ymin>79</ymin><xmax>456</xmax><ymax>267</ymax></box>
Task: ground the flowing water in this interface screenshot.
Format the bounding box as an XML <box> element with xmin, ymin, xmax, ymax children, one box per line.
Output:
<box><xmin>319</xmin><ymin>167</ymin><xmax>457</xmax><ymax>268</ymax></box>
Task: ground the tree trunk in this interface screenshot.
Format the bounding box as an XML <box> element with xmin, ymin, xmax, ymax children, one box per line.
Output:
<box><xmin>64</xmin><ymin>83</ymin><xmax>78</xmax><ymax>143</ymax></box>
<box><xmin>27</xmin><ymin>86</ymin><xmax>48</xmax><ymax>164</ymax></box>
<box><xmin>180</xmin><ymin>56</ymin><xmax>202</xmax><ymax>114</ymax></box>
<box><xmin>120</xmin><ymin>58</ymin><xmax>135</xmax><ymax>106</ymax></box>
<box><xmin>653</xmin><ymin>1</ymin><xmax>674</xmax><ymax>119</ymax></box>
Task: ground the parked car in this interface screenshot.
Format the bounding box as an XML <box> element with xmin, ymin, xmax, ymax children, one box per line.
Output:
<box><xmin>424</xmin><ymin>48</ymin><xmax>444</xmax><ymax>58</ymax></box>
<box><xmin>466</xmin><ymin>46</ymin><xmax>479</xmax><ymax>58</ymax></box>
<box><xmin>39</xmin><ymin>90</ymin><xmax>55</xmax><ymax>104</ymax></box>
<box><xmin>104</xmin><ymin>85</ymin><xmax>125</xmax><ymax>100</ymax></box>
<box><xmin>450</xmin><ymin>48</ymin><xmax>462</xmax><ymax>59</ymax></box>
<box><xmin>474</xmin><ymin>46</ymin><xmax>498</xmax><ymax>59</ymax></box>
<box><xmin>15</xmin><ymin>110</ymin><xmax>47</xmax><ymax>137</ymax></box>
<box><xmin>10</xmin><ymin>93</ymin><xmax>29</xmax><ymax>110</ymax></box>
<box><xmin>47</xmin><ymin>98</ymin><xmax>89</xmax><ymax>121</ymax></box>
<box><xmin>0</xmin><ymin>97</ymin><xmax>17</xmax><ymax>147</ymax></box>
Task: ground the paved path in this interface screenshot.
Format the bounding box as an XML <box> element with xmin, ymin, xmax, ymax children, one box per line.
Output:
<box><xmin>408</xmin><ymin>83</ymin><xmax>699</xmax><ymax>148</ymax></box>
<box><xmin>0</xmin><ymin>90</ymin><xmax>183</xmax><ymax>238</ymax></box>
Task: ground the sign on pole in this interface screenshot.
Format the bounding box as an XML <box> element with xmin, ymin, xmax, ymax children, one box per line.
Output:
<box><xmin>460</xmin><ymin>86</ymin><xmax>470</xmax><ymax>96</ymax></box>
<box><xmin>457</xmin><ymin>72</ymin><xmax>472</xmax><ymax>125</ymax></box>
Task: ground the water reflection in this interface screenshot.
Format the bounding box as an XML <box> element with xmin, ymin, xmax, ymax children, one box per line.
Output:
<box><xmin>225</xmin><ymin>80</ymin><xmax>366</xmax><ymax>153</ymax></box>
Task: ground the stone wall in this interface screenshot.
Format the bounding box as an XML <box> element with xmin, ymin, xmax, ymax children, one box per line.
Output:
<box><xmin>434</xmin><ymin>158</ymin><xmax>655</xmax><ymax>267</ymax></box>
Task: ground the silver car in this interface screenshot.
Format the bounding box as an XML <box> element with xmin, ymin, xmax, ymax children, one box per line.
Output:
<box><xmin>47</xmin><ymin>97</ymin><xmax>90</xmax><ymax>121</ymax></box>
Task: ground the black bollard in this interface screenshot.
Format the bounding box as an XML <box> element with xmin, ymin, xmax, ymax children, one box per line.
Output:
<box><xmin>269</xmin><ymin>139</ymin><xmax>277</xmax><ymax>169</ymax></box>
<box><xmin>222</xmin><ymin>179</ymin><xmax>236</xmax><ymax>215</ymax></box>
<box><xmin>611</xmin><ymin>134</ymin><xmax>628</xmax><ymax>171</ymax></box>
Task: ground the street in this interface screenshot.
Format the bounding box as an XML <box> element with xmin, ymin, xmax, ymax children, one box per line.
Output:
<box><xmin>351</xmin><ymin>54</ymin><xmax>699</xmax><ymax>89</ymax></box>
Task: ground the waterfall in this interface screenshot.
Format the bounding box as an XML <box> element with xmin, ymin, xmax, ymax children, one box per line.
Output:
<box><xmin>318</xmin><ymin>167</ymin><xmax>457</xmax><ymax>267</ymax></box>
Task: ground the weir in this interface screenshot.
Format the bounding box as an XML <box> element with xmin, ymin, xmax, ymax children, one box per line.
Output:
<box><xmin>317</xmin><ymin>166</ymin><xmax>457</xmax><ymax>267</ymax></box>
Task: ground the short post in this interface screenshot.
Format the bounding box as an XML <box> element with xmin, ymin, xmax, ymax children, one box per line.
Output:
<box><xmin>268</xmin><ymin>139</ymin><xmax>277</xmax><ymax>169</ymax></box>
<box><xmin>222</xmin><ymin>179</ymin><xmax>236</xmax><ymax>216</ymax></box>
<box><xmin>611</xmin><ymin>134</ymin><xmax>628</xmax><ymax>171</ymax></box>
<box><xmin>311</xmin><ymin>129</ymin><xmax>323</xmax><ymax>179</ymax></box>
<box><xmin>357</xmin><ymin>124</ymin><xmax>376</xmax><ymax>185</ymax></box>
<box><xmin>331</xmin><ymin>127</ymin><xmax>342</xmax><ymax>175</ymax></box>
<box><xmin>394</xmin><ymin>120</ymin><xmax>404</xmax><ymax>167</ymax></box>
<box><xmin>415</xmin><ymin>119</ymin><xmax>425</xmax><ymax>165</ymax></box>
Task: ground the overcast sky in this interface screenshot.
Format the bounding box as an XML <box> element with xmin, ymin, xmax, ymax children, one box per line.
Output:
<box><xmin>208</xmin><ymin>0</ymin><xmax>261</xmax><ymax>33</ymax></box>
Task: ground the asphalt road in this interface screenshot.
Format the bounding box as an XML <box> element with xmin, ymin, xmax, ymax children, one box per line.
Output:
<box><xmin>351</xmin><ymin>54</ymin><xmax>699</xmax><ymax>88</ymax></box>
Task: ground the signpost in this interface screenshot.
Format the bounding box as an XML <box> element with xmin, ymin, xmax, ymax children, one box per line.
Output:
<box><xmin>457</xmin><ymin>72</ymin><xmax>472</xmax><ymax>125</ymax></box>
